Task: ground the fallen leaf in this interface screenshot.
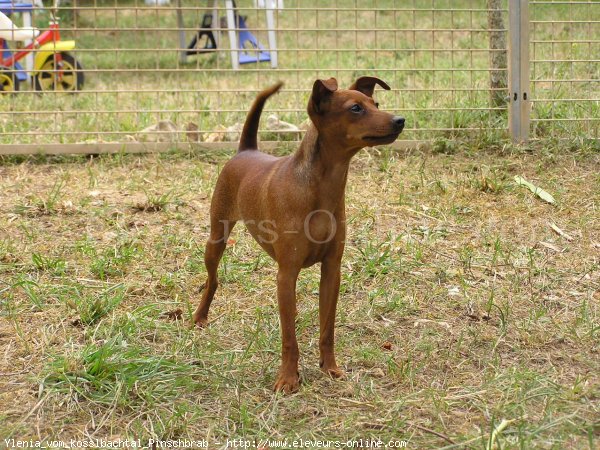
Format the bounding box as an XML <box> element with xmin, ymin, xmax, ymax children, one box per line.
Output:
<box><xmin>370</xmin><ymin>368</ymin><xmax>386</xmax><ymax>378</ymax></box>
<box><xmin>127</xmin><ymin>220</ymin><xmax>147</xmax><ymax>229</ymax></box>
<box><xmin>203</xmin><ymin>125</ymin><xmax>227</xmax><ymax>143</ymax></box>
<box><xmin>381</xmin><ymin>341</ymin><xmax>393</xmax><ymax>351</ymax></box>
<box><xmin>413</xmin><ymin>319</ymin><xmax>451</xmax><ymax>331</ymax></box>
<box><xmin>266</xmin><ymin>114</ymin><xmax>300</xmax><ymax>132</ymax></box>
<box><xmin>162</xmin><ymin>309</ymin><xmax>183</xmax><ymax>321</ymax></box>
<box><xmin>185</xmin><ymin>122</ymin><xmax>200</xmax><ymax>142</ymax></box>
<box><xmin>549</xmin><ymin>222</ymin><xmax>574</xmax><ymax>241</ymax></box>
<box><xmin>137</xmin><ymin>120</ymin><xmax>179</xmax><ymax>143</ymax></box>
<box><xmin>538</xmin><ymin>241</ymin><xmax>562</xmax><ymax>252</ymax></box>
<box><xmin>224</xmin><ymin>123</ymin><xmax>244</xmax><ymax>142</ymax></box>
<box><xmin>447</xmin><ymin>286</ymin><xmax>461</xmax><ymax>297</ymax></box>
<box><xmin>102</xmin><ymin>231</ymin><xmax>118</xmax><ymax>241</ymax></box>
<box><xmin>514</xmin><ymin>175</ymin><xmax>556</xmax><ymax>204</ymax></box>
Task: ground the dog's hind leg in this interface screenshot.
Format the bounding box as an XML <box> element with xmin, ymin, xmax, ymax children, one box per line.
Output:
<box><xmin>193</xmin><ymin>217</ymin><xmax>236</xmax><ymax>327</ymax></box>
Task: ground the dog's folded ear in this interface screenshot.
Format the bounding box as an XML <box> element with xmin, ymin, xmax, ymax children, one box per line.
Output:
<box><xmin>309</xmin><ymin>78</ymin><xmax>338</xmax><ymax>115</ymax></box>
<box><xmin>349</xmin><ymin>76</ymin><xmax>391</xmax><ymax>98</ymax></box>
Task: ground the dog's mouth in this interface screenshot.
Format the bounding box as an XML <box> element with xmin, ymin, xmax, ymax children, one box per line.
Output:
<box><xmin>363</xmin><ymin>131</ymin><xmax>401</xmax><ymax>143</ymax></box>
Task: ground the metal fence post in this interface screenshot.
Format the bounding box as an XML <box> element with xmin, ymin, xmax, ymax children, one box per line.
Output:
<box><xmin>508</xmin><ymin>0</ymin><xmax>531</xmax><ymax>142</ymax></box>
<box><xmin>176</xmin><ymin>0</ymin><xmax>187</xmax><ymax>64</ymax></box>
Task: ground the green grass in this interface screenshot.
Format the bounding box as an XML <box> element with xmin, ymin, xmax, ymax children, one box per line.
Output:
<box><xmin>0</xmin><ymin>0</ymin><xmax>598</xmax><ymax>145</ymax></box>
<box><xmin>0</xmin><ymin>141</ymin><xmax>598</xmax><ymax>447</ymax></box>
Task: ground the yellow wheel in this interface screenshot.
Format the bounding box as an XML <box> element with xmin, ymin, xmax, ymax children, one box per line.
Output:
<box><xmin>34</xmin><ymin>52</ymin><xmax>84</xmax><ymax>91</ymax></box>
<box><xmin>0</xmin><ymin>69</ymin><xmax>19</xmax><ymax>92</ymax></box>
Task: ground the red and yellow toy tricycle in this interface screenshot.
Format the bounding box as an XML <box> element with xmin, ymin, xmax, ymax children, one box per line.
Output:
<box><xmin>0</xmin><ymin>0</ymin><xmax>84</xmax><ymax>92</ymax></box>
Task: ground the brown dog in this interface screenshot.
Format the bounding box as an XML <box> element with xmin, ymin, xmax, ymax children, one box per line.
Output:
<box><xmin>193</xmin><ymin>77</ymin><xmax>404</xmax><ymax>393</ymax></box>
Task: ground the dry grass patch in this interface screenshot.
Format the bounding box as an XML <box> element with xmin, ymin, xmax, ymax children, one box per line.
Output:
<box><xmin>0</xmin><ymin>144</ymin><xmax>598</xmax><ymax>447</ymax></box>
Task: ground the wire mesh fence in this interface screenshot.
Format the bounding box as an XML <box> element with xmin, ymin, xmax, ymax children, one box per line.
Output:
<box><xmin>530</xmin><ymin>0</ymin><xmax>600</xmax><ymax>140</ymax></box>
<box><xmin>0</xmin><ymin>0</ymin><xmax>597</xmax><ymax>154</ymax></box>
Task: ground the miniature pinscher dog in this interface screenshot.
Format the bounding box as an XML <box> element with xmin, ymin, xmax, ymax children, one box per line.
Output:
<box><xmin>193</xmin><ymin>77</ymin><xmax>404</xmax><ymax>393</ymax></box>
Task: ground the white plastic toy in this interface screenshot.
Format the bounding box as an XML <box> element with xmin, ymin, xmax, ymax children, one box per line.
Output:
<box><xmin>0</xmin><ymin>10</ymin><xmax>39</xmax><ymax>41</ymax></box>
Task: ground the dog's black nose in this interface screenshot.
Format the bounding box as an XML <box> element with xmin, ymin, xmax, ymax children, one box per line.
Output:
<box><xmin>393</xmin><ymin>116</ymin><xmax>405</xmax><ymax>127</ymax></box>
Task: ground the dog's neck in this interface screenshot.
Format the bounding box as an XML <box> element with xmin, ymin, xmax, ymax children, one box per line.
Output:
<box><xmin>292</xmin><ymin>124</ymin><xmax>360</xmax><ymax>211</ymax></box>
<box><xmin>294</xmin><ymin>125</ymin><xmax>348</xmax><ymax>171</ymax></box>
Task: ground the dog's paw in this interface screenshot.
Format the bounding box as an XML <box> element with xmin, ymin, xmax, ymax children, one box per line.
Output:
<box><xmin>273</xmin><ymin>371</ymin><xmax>300</xmax><ymax>394</ymax></box>
<box><xmin>320</xmin><ymin>358</ymin><xmax>345</xmax><ymax>379</ymax></box>
<box><xmin>321</xmin><ymin>365</ymin><xmax>345</xmax><ymax>379</ymax></box>
<box><xmin>192</xmin><ymin>314</ymin><xmax>208</xmax><ymax>329</ymax></box>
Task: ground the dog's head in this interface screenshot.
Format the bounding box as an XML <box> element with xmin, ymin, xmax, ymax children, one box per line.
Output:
<box><xmin>307</xmin><ymin>76</ymin><xmax>404</xmax><ymax>153</ymax></box>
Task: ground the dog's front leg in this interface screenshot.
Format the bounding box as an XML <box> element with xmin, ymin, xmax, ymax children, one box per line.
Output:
<box><xmin>318</xmin><ymin>253</ymin><xmax>345</xmax><ymax>379</ymax></box>
<box><xmin>273</xmin><ymin>264</ymin><xmax>301</xmax><ymax>393</ymax></box>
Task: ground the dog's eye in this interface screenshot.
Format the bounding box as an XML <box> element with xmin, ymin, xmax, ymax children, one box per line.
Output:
<box><xmin>375</xmin><ymin>102</ymin><xmax>380</xmax><ymax>109</ymax></box>
<box><xmin>350</xmin><ymin>104</ymin><xmax>363</xmax><ymax>113</ymax></box>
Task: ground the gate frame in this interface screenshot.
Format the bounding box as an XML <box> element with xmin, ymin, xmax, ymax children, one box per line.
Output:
<box><xmin>508</xmin><ymin>0</ymin><xmax>531</xmax><ymax>143</ymax></box>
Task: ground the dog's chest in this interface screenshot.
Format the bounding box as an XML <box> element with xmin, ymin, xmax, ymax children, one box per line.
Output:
<box><xmin>242</xmin><ymin>210</ymin><xmax>341</xmax><ymax>267</ymax></box>
<box><xmin>305</xmin><ymin>211</ymin><xmax>337</xmax><ymax>244</ymax></box>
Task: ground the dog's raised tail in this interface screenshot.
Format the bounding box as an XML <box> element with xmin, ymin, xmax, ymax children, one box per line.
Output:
<box><xmin>238</xmin><ymin>81</ymin><xmax>284</xmax><ymax>152</ymax></box>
